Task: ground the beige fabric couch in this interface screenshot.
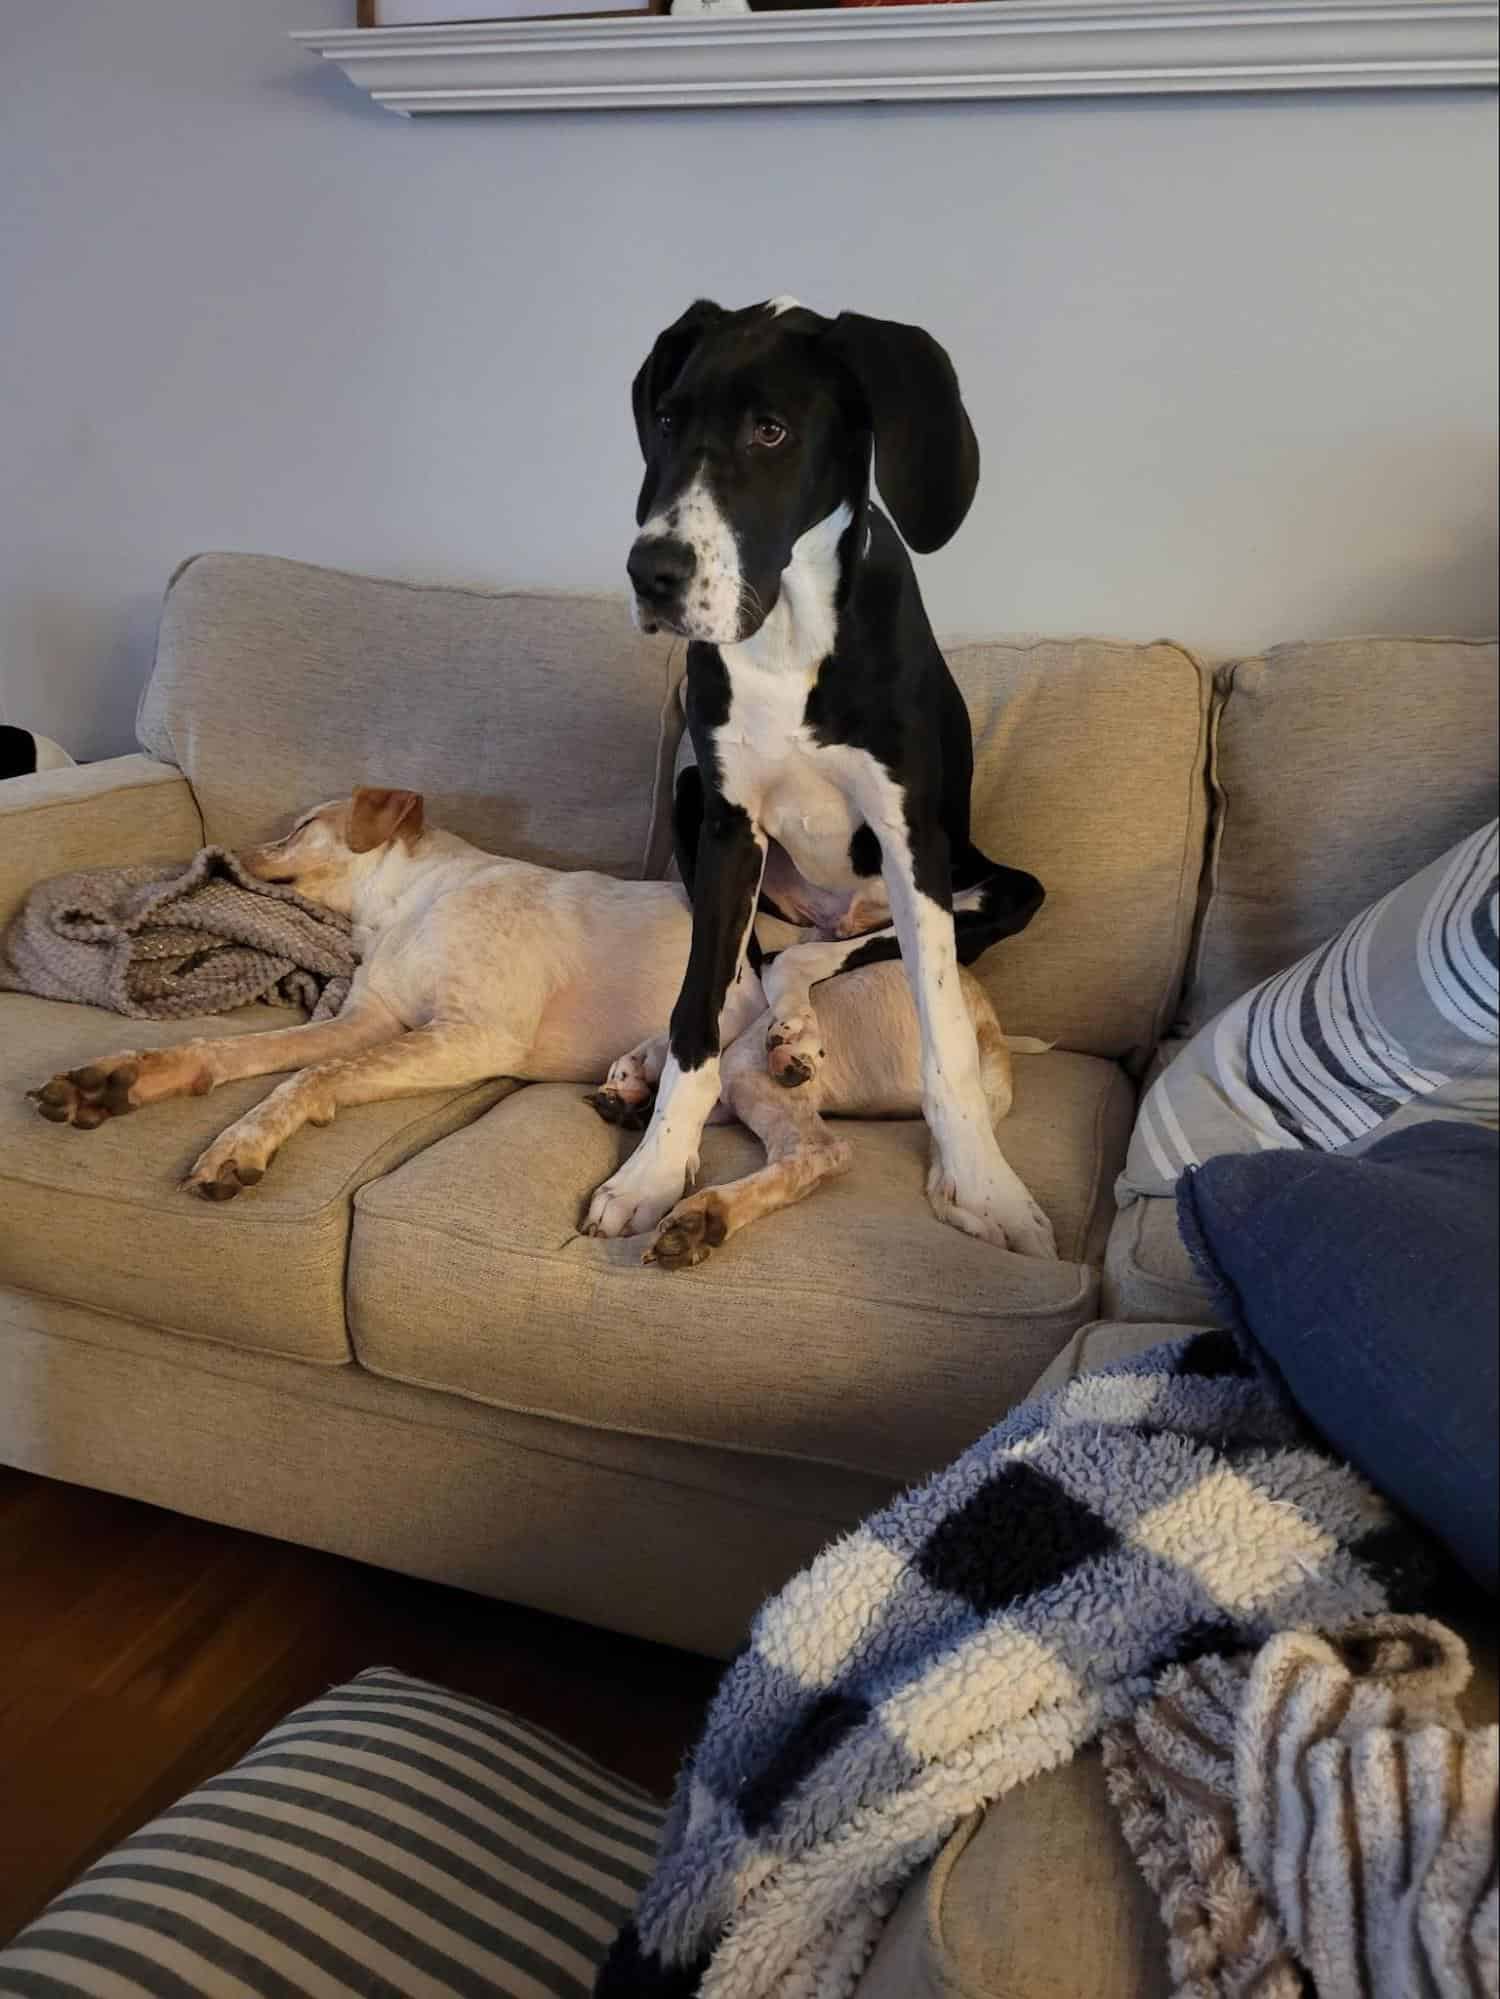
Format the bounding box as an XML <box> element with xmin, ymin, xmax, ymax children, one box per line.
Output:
<box><xmin>1</xmin><ymin>553</ymin><xmax>1494</xmax><ymax>1995</ymax></box>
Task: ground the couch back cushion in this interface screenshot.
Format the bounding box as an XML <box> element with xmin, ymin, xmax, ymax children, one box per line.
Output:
<box><xmin>1179</xmin><ymin>636</ymin><xmax>1499</xmax><ymax>1035</ymax></box>
<box><xmin>934</xmin><ymin>637</ymin><xmax>1211</xmax><ymax>1063</ymax></box>
<box><xmin>137</xmin><ymin>553</ymin><xmax>681</xmax><ymax>877</ymax></box>
<box><xmin>667</xmin><ymin>637</ymin><xmax>1212</xmax><ymax>1064</ymax></box>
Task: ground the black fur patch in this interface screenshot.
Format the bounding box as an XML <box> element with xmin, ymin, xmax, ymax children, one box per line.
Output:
<box><xmin>668</xmin><ymin>795</ymin><xmax>765</xmax><ymax>1072</ymax></box>
<box><xmin>839</xmin><ymin>932</ymin><xmax>903</xmax><ymax>975</ymax></box>
<box><xmin>0</xmin><ymin>725</ymin><xmax>38</xmax><ymax>780</ymax></box>
<box><xmin>848</xmin><ymin>822</ymin><xmax>882</xmax><ymax>878</ymax></box>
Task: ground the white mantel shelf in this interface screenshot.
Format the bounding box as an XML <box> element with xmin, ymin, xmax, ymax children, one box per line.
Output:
<box><xmin>291</xmin><ymin>0</ymin><xmax>1499</xmax><ymax>114</ymax></box>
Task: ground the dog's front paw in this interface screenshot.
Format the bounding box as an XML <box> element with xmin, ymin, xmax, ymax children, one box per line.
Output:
<box><xmin>583</xmin><ymin>1155</ymin><xmax>687</xmax><ymax>1240</ymax></box>
<box><xmin>30</xmin><ymin>1064</ymin><xmax>133</xmax><ymax>1129</ymax></box>
<box><xmin>182</xmin><ymin>1125</ymin><xmax>274</xmax><ymax>1202</ymax></box>
<box><xmin>29</xmin><ymin>1053</ymin><xmax>153</xmax><ymax>1128</ymax></box>
<box><xmin>1000</xmin><ymin>1195</ymin><xmax>1058</xmax><ymax>1260</ymax></box>
<box><xmin>925</xmin><ymin>1157</ymin><xmax>1058</xmax><ymax>1259</ymax></box>
<box><xmin>29</xmin><ymin>1045</ymin><xmax>212</xmax><ymax>1129</ymax></box>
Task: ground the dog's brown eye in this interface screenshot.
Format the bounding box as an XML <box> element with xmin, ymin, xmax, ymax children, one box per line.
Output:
<box><xmin>752</xmin><ymin>419</ymin><xmax>788</xmax><ymax>449</ymax></box>
<box><xmin>656</xmin><ymin>410</ymin><xmax>675</xmax><ymax>434</ymax></box>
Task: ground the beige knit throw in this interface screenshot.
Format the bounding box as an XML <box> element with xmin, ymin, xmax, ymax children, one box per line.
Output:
<box><xmin>0</xmin><ymin>847</ymin><xmax>355</xmax><ymax>1021</ymax></box>
<box><xmin>1103</xmin><ymin>1617</ymin><xmax>1499</xmax><ymax>1999</ymax></box>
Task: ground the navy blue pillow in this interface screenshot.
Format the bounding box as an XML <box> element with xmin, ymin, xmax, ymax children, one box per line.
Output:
<box><xmin>1177</xmin><ymin>1120</ymin><xmax>1499</xmax><ymax>1594</ymax></box>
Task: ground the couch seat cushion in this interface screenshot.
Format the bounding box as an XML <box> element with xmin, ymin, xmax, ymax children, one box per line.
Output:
<box><xmin>0</xmin><ymin>994</ymin><xmax>510</xmax><ymax>1363</ymax></box>
<box><xmin>854</xmin><ymin>1758</ymin><xmax>1169</xmax><ymax>1999</ymax></box>
<box><xmin>348</xmin><ymin>1051</ymin><xmax>1133</xmax><ymax>1483</ymax></box>
<box><xmin>1103</xmin><ymin>1194</ymin><xmax>1221</xmax><ymax>1326</ymax></box>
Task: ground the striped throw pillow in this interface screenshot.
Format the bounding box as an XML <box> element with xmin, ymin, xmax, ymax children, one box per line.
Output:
<box><xmin>1121</xmin><ymin>820</ymin><xmax>1499</xmax><ymax>1199</ymax></box>
<box><xmin>0</xmin><ymin>1669</ymin><xmax>662</xmax><ymax>1999</ymax></box>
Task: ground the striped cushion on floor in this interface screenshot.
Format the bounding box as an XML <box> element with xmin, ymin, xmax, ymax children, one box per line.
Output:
<box><xmin>0</xmin><ymin>1668</ymin><xmax>663</xmax><ymax>1999</ymax></box>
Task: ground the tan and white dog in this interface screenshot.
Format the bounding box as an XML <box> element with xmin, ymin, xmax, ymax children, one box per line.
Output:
<box><xmin>29</xmin><ymin>787</ymin><xmax>1055</xmax><ymax>1269</ymax></box>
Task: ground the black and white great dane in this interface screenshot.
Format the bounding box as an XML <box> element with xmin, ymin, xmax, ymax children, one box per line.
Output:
<box><xmin>583</xmin><ymin>296</ymin><xmax>1054</xmax><ymax>1257</ymax></box>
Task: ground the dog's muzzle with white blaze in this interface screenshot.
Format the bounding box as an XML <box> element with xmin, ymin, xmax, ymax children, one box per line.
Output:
<box><xmin>626</xmin><ymin>534</ymin><xmax>696</xmax><ymax>634</ymax></box>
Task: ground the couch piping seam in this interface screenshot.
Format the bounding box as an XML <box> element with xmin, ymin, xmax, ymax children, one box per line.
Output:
<box><xmin>0</xmin><ymin>1279</ymin><xmax>349</xmax><ymax>1369</ymax></box>
<box><xmin>1146</xmin><ymin>645</ymin><xmax>1215</xmax><ymax>1055</ymax></box>
<box><xmin>0</xmin><ymin>773</ymin><xmax>197</xmax><ymax>827</ymax></box>
<box><xmin>164</xmin><ymin>549</ymin><xmax>635</xmax><ymax>613</ymax></box>
<box><xmin>348</xmin><ymin>1207</ymin><xmax>1094</xmax><ymax>1325</ymax></box>
<box><xmin>1077</xmin><ymin>1067</ymin><xmax>1130</xmax><ymax>1266</ymax></box>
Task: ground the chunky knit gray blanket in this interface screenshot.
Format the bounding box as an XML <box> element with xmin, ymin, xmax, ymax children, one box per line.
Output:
<box><xmin>598</xmin><ymin>1330</ymin><xmax>1434</xmax><ymax>1999</ymax></box>
<box><xmin>0</xmin><ymin>847</ymin><xmax>355</xmax><ymax>1021</ymax></box>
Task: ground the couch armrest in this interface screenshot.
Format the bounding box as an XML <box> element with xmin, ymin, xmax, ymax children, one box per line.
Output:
<box><xmin>0</xmin><ymin>755</ymin><xmax>204</xmax><ymax>929</ymax></box>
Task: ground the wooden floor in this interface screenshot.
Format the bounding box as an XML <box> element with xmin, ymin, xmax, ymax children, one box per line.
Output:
<box><xmin>0</xmin><ymin>1465</ymin><xmax>723</xmax><ymax>1944</ymax></box>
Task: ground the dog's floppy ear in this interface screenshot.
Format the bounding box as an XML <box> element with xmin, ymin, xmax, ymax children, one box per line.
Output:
<box><xmin>631</xmin><ymin>299</ymin><xmax>724</xmax><ymax>452</ymax></box>
<box><xmin>348</xmin><ymin>787</ymin><xmax>424</xmax><ymax>854</ymax></box>
<box><xmin>825</xmin><ymin>313</ymin><xmax>979</xmax><ymax>553</ymax></box>
<box><xmin>632</xmin><ymin>300</ymin><xmax>725</xmax><ymax>517</ymax></box>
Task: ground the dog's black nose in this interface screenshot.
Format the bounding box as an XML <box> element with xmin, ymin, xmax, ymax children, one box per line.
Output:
<box><xmin>627</xmin><ymin>536</ymin><xmax>696</xmax><ymax>608</ymax></box>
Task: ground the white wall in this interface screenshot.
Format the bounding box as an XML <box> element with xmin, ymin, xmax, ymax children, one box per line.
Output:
<box><xmin>2</xmin><ymin>0</ymin><xmax>1495</xmax><ymax>759</ymax></box>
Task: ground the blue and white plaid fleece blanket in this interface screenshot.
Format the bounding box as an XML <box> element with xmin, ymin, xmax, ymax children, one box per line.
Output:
<box><xmin>598</xmin><ymin>1330</ymin><xmax>1430</xmax><ymax>1999</ymax></box>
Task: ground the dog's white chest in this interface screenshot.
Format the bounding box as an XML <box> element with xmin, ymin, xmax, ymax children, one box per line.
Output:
<box><xmin>762</xmin><ymin>769</ymin><xmax>860</xmax><ymax>890</ymax></box>
<box><xmin>710</xmin><ymin>665</ymin><xmax>865</xmax><ymax>892</ymax></box>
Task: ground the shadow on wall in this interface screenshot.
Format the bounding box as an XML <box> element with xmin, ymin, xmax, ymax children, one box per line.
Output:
<box><xmin>7</xmin><ymin>592</ymin><xmax>166</xmax><ymax>766</ymax></box>
<box><xmin>268</xmin><ymin>42</ymin><xmax>394</xmax><ymax>124</ymax></box>
<box><xmin>1340</xmin><ymin>532</ymin><xmax>1499</xmax><ymax>642</ymax></box>
<box><xmin>1292</xmin><ymin>434</ymin><xmax>1499</xmax><ymax>640</ymax></box>
<box><xmin>1352</xmin><ymin>527</ymin><xmax>1500</xmax><ymax>635</ymax></box>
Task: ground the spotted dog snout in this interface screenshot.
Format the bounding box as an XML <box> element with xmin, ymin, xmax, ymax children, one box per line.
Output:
<box><xmin>627</xmin><ymin>535</ymin><xmax>696</xmax><ymax>627</ymax></box>
<box><xmin>629</xmin><ymin>476</ymin><xmax>753</xmax><ymax>644</ymax></box>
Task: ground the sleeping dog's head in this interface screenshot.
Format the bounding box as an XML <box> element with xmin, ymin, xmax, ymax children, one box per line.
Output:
<box><xmin>239</xmin><ymin>787</ymin><xmax>425</xmax><ymax>913</ymax></box>
<box><xmin>627</xmin><ymin>298</ymin><xmax>979</xmax><ymax>645</ymax></box>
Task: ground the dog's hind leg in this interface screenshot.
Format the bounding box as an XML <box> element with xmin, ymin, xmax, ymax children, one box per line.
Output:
<box><xmin>643</xmin><ymin>1019</ymin><xmax>851</xmax><ymax>1270</ymax></box>
<box><xmin>759</xmin><ymin>927</ymin><xmax>901</xmax><ymax>1088</ymax></box>
<box><xmin>586</xmin><ymin>1032</ymin><xmax>668</xmax><ymax>1132</ymax></box>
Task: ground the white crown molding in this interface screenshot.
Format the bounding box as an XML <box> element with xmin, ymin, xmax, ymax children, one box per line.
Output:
<box><xmin>291</xmin><ymin>1</ymin><xmax>1498</xmax><ymax>115</ymax></box>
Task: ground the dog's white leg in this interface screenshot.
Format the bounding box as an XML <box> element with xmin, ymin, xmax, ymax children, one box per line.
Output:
<box><xmin>182</xmin><ymin>1024</ymin><xmax>512</xmax><ymax>1200</ymax></box>
<box><xmin>29</xmin><ymin>1001</ymin><xmax>402</xmax><ymax>1130</ymax></box>
<box><xmin>859</xmin><ymin>814</ymin><xmax>1056</xmax><ymax>1259</ymax></box>
<box><xmin>585</xmin><ymin>813</ymin><xmax>766</xmax><ymax>1239</ymax></box>
<box><xmin>583</xmin><ymin>1052</ymin><xmax>726</xmax><ymax>1238</ymax></box>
